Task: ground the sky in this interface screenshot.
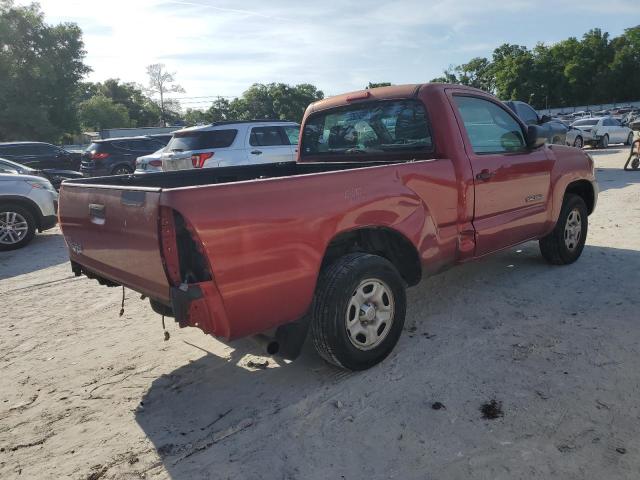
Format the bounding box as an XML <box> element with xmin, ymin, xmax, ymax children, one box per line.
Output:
<box><xmin>27</xmin><ymin>0</ymin><xmax>640</xmax><ymax>109</ymax></box>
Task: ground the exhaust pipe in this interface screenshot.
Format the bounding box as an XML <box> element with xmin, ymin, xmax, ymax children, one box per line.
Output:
<box><xmin>252</xmin><ymin>334</ymin><xmax>280</xmax><ymax>356</ymax></box>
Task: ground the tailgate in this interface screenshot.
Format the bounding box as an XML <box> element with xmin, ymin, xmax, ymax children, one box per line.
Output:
<box><xmin>58</xmin><ymin>183</ymin><xmax>171</xmax><ymax>302</ymax></box>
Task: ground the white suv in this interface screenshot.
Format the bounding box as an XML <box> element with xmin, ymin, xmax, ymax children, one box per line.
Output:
<box><xmin>161</xmin><ymin>120</ymin><xmax>300</xmax><ymax>171</ymax></box>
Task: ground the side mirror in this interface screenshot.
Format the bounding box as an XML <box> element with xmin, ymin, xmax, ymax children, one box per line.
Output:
<box><xmin>526</xmin><ymin>125</ymin><xmax>547</xmax><ymax>149</ymax></box>
<box><xmin>539</xmin><ymin>114</ymin><xmax>551</xmax><ymax>124</ymax></box>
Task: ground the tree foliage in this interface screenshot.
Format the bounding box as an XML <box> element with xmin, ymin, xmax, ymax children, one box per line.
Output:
<box><xmin>0</xmin><ymin>0</ymin><xmax>90</xmax><ymax>141</ymax></box>
<box><xmin>78</xmin><ymin>95</ymin><xmax>131</xmax><ymax>131</ymax></box>
<box><xmin>182</xmin><ymin>83</ymin><xmax>324</xmax><ymax>127</ymax></box>
<box><xmin>431</xmin><ymin>26</ymin><xmax>640</xmax><ymax>108</ymax></box>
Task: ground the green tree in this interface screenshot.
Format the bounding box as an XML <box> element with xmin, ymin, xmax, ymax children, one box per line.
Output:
<box><xmin>0</xmin><ymin>0</ymin><xmax>90</xmax><ymax>141</ymax></box>
<box><xmin>366</xmin><ymin>82</ymin><xmax>392</xmax><ymax>89</ymax></box>
<box><xmin>99</xmin><ymin>79</ymin><xmax>161</xmax><ymax>127</ymax></box>
<box><xmin>228</xmin><ymin>83</ymin><xmax>324</xmax><ymax>122</ymax></box>
<box><xmin>78</xmin><ymin>95</ymin><xmax>130</xmax><ymax>131</ymax></box>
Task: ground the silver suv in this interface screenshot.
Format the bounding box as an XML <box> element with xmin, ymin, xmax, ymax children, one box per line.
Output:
<box><xmin>162</xmin><ymin>120</ymin><xmax>300</xmax><ymax>171</ymax></box>
<box><xmin>0</xmin><ymin>172</ymin><xmax>58</xmax><ymax>250</ymax></box>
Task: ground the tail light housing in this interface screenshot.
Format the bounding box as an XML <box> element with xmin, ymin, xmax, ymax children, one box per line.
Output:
<box><xmin>91</xmin><ymin>152</ymin><xmax>110</xmax><ymax>160</ymax></box>
<box><xmin>191</xmin><ymin>152</ymin><xmax>214</xmax><ymax>168</ymax></box>
<box><xmin>149</xmin><ymin>160</ymin><xmax>162</xmax><ymax>167</ymax></box>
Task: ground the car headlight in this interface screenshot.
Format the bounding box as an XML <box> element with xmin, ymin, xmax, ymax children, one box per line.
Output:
<box><xmin>24</xmin><ymin>178</ymin><xmax>56</xmax><ymax>192</ymax></box>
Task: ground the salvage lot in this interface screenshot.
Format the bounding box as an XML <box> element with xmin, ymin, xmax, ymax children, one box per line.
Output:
<box><xmin>1</xmin><ymin>148</ymin><xmax>639</xmax><ymax>479</ymax></box>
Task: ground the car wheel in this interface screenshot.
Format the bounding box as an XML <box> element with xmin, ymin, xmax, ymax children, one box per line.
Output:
<box><xmin>599</xmin><ymin>134</ymin><xmax>609</xmax><ymax>149</ymax></box>
<box><xmin>0</xmin><ymin>204</ymin><xmax>36</xmax><ymax>251</ymax></box>
<box><xmin>112</xmin><ymin>165</ymin><xmax>133</xmax><ymax>175</ymax></box>
<box><xmin>310</xmin><ymin>253</ymin><xmax>406</xmax><ymax>370</ymax></box>
<box><xmin>573</xmin><ymin>136</ymin><xmax>583</xmax><ymax>149</ymax></box>
<box><xmin>631</xmin><ymin>157</ymin><xmax>640</xmax><ymax>170</ymax></box>
<box><xmin>626</xmin><ymin>132</ymin><xmax>634</xmax><ymax>146</ymax></box>
<box><xmin>539</xmin><ymin>194</ymin><xmax>588</xmax><ymax>265</ymax></box>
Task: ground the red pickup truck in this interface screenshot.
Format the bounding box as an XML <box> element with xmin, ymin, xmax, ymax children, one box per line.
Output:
<box><xmin>59</xmin><ymin>84</ymin><xmax>597</xmax><ymax>370</ymax></box>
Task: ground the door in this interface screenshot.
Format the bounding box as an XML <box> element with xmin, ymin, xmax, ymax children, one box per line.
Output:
<box><xmin>247</xmin><ymin>126</ymin><xmax>295</xmax><ymax>164</ymax></box>
<box><xmin>609</xmin><ymin>118</ymin><xmax>625</xmax><ymax>143</ymax></box>
<box><xmin>283</xmin><ymin>124</ymin><xmax>300</xmax><ymax>160</ymax></box>
<box><xmin>451</xmin><ymin>94</ymin><xmax>553</xmax><ymax>256</ymax></box>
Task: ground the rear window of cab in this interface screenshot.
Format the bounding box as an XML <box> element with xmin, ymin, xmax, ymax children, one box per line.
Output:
<box><xmin>167</xmin><ymin>129</ymin><xmax>238</xmax><ymax>151</ymax></box>
<box><xmin>301</xmin><ymin>99</ymin><xmax>433</xmax><ymax>160</ymax></box>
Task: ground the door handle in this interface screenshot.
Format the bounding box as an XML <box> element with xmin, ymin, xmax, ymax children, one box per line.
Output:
<box><xmin>476</xmin><ymin>169</ymin><xmax>495</xmax><ymax>181</ymax></box>
<box><xmin>251</xmin><ymin>150</ymin><xmax>262</xmax><ymax>155</ymax></box>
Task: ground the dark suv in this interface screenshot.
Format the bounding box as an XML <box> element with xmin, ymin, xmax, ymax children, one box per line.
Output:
<box><xmin>81</xmin><ymin>136</ymin><xmax>170</xmax><ymax>177</ymax></box>
<box><xmin>0</xmin><ymin>142</ymin><xmax>81</xmax><ymax>171</ymax></box>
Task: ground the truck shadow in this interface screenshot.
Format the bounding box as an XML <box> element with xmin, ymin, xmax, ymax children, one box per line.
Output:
<box><xmin>0</xmin><ymin>228</ymin><xmax>69</xmax><ymax>280</ymax></box>
<box><xmin>134</xmin><ymin>242</ymin><xmax>640</xmax><ymax>479</ymax></box>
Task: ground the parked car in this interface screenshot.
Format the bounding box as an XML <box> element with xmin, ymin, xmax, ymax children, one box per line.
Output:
<box><xmin>571</xmin><ymin>116</ymin><xmax>634</xmax><ymax>148</ymax></box>
<box><xmin>1</xmin><ymin>172</ymin><xmax>58</xmax><ymax>250</ymax></box>
<box><xmin>59</xmin><ymin>83</ymin><xmax>597</xmax><ymax>371</ymax></box>
<box><xmin>503</xmin><ymin>101</ymin><xmax>567</xmax><ymax>144</ymax></box>
<box><xmin>0</xmin><ymin>157</ymin><xmax>84</xmax><ymax>190</ymax></box>
<box><xmin>81</xmin><ymin>136</ymin><xmax>170</xmax><ymax>177</ymax></box>
<box><xmin>553</xmin><ymin>121</ymin><xmax>593</xmax><ymax>148</ymax></box>
<box><xmin>0</xmin><ymin>142</ymin><xmax>81</xmax><ymax>171</ymax></box>
<box><xmin>161</xmin><ymin>120</ymin><xmax>300</xmax><ymax>171</ymax></box>
<box><xmin>135</xmin><ymin>147</ymin><xmax>167</xmax><ymax>174</ymax></box>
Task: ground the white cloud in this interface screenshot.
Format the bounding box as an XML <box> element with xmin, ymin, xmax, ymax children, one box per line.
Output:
<box><xmin>23</xmin><ymin>0</ymin><xmax>640</xmax><ymax>104</ymax></box>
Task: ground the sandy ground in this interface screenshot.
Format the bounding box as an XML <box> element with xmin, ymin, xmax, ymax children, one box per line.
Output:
<box><xmin>1</xmin><ymin>147</ymin><xmax>639</xmax><ymax>480</ymax></box>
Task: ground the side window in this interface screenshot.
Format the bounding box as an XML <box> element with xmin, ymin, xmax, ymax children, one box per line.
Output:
<box><xmin>611</xmin><ymin>118</ymin><xmax>621</xmax><ymax>127</ymax></box>
<box><xmin>250</xmin><ymin>126</ymin><xmax>287</xmax><ymax>147</ymax></box>
<box><xmin>283</xmin><ymin>126</ymin><xmax>300</xmax><ymax>145</ymax></box>
<box><xmin>517</xmin><ymin>104</ymin><xmax>539</xmax><ymax>126</ymax></box>
<box><xmin>454</xmin><ymin>96</ymin><xmax>526</xmax><ymax>154</ymax></box>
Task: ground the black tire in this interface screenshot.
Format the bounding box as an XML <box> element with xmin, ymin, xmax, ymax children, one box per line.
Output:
<box><xmin>626</xmin><ymin>132</ymin><xmax>634</xmax><ymax>146</ymax></box>
<box><xmin>112</xmin><ymin>165</ymin><xmax>133</xmax><ymax>175</ymax></box>
<box><xmin>539</xmin><ymin>194</ymin><xmax>588</xmax><ymax>265</ymax></box>
<box><xmin>631</xmin><ymin>157</ymin><xmax>640</xmax><ymax>170</ymax></box>
<box><xmin>0</xmin><ymin>203</ymin><xmax>37</xmax><ymax>251</ymax></box>
<box><xmin>311</xmin><ymin>253</ymin><xmax>406</xmax><ymax>370</ymax></box>
<box><xmin>573</xmin><ymin>136</ymin><xmax>583</xmax><ymax>149</ymax></box>
<box><xmin>599</xmin><ymin>134</ymin><xmax>609</xmax><ymax>149</ymax></box>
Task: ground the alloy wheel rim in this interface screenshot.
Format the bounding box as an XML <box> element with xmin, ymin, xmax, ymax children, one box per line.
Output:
<box><xmin>345</xmin><ymin>278</ymin><xmax>395</xmax><ymax>351</ymax></box>
<box><xmin>564</xmin><ymin>208</ymin><xmax>582</xmax><ymax>252</ymax></box>
<box><xmin>0</xmin><ymin>211</ymin><xmax>29</xmax><ymax>245</ymax></box>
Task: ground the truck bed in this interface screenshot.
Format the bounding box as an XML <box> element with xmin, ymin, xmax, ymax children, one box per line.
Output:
<box><xmin>65</xmin><ymin>160</ymin><xmax>402</xmax><ymax>190</ymax></box>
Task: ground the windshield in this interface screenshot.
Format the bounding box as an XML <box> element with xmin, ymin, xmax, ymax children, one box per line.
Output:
<box><xmin>301</xmin><ymin>99</ymin><xmax>433</xmax><ymax>158</ymax></box>
<box><xmin>572</xmin><ymin>119</ymin><xmax>598</xmax><ymax>126</ymax></box>
<box><xmin>167</xmin><ymin>129</ymin><xmax>237</xmax><ymax>151</ymax></box>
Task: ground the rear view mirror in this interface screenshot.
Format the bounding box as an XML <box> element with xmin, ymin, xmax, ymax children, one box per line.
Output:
<box><xmin>526</xmin><ymin>125</ymin><xmax>547</xmax><ymax>149</ymax></box>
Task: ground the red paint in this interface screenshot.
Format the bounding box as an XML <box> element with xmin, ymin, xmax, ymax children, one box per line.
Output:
<box><xmin>58</xmin><ymin>83</ymin><xmax>597</xmax><ymax>340</ymax></box>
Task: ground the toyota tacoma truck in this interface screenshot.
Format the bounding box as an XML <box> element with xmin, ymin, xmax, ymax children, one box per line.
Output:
<box><xmin>58</xmin><ymin>84</ymin><xmax>598</xmax><ymax>371</ymax></box>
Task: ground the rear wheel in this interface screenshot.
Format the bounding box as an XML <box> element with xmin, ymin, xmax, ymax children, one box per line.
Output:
<box><xmin>631</xmin><ymin>157</ymin><xmax>640</xmax><ymax>170</ymax></box>
<box><xmin>112</xmin><ymin>165</ymin><xmax>133</xmax><ymax>175</ymax></box>
<box><xmin>599</xmin><ymin>134</ymin><xmax>609</xmax><ymax>149</ymax></box>
<box><xmin>573</xmin><ymin>136</ymin><xmax>583</xmax><ymax>148</ymax></box>
<box><xmin>311</xmin><ymin>253</ymin><xmax>406</xmax><ymax>370</ymax></box>
<box><xmin>0</xmin><ymin>204</ymin><xmax>36</xmax><ymax>251</ymax></box>
<box><xmin>539</xmin><ymin>194</ymin><xmax>588</xmax><ymax>265</ymax></box>
<box><xmin>626</xmin><ymin>132</ymin><xmax>634</xmax><ymax>146</ymax></box>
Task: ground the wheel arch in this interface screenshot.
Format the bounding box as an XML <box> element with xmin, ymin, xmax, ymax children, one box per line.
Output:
<box><xmin>0</xmin><ymin>195</ymin><xmax>43</xmax><ymax>228</ymax></box>
<box><xmin>321</xmin><ymin>226</ymin><xmax>422</xmax><ymax>286</ymax></box>
<box><xmin>565</xmin><ymin>180</ymin><xmax>595</xmax><ymax>215</ymax></box>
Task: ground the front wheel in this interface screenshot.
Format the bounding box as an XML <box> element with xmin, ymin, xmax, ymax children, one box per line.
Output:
<box><xmin>626</xmin><ymin>132</ymin><xmax>634</xmax><ymax>146</ymax></box>
<box><xmin>599</xmin><ymin>134</ymin><xmax>609</xmax><ymax>149</ymax></box>
<box><xmin>311</xmin><ymin>253</ymin><xmax>406</xmax><ymax>370</ymax></box>
<box><xmin>0</xmin><ymin>204</ymin><xmax>36</xmax><ymax>251</ymax></box>
<box><xmin>573</xmin><ymin>136</ymin><xmax>583</xmax><ymax>149</ymax></box>
<box><xmin>539</xmin><ymin>194</ymin><xmax>588</xmax><ymax>265</ymax></box>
